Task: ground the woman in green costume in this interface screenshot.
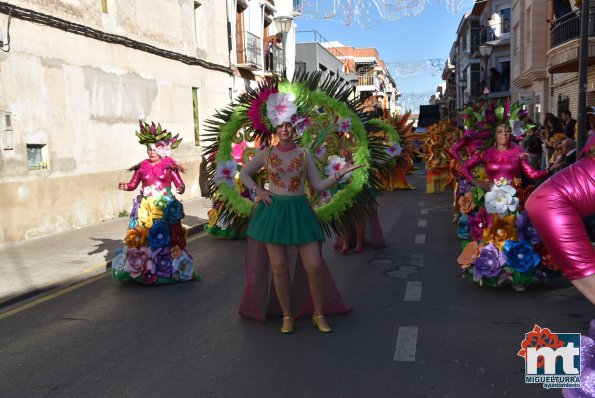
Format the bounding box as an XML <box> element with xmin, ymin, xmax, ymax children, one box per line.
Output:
<box><xmin>239</xmin><ymin>92</ymin><xmax>361</xmax><ymax>334</ymax></box>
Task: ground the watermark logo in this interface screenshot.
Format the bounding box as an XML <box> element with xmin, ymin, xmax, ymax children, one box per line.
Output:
<box><xmin>518</xmin><ymin>325</ymin><xmax>581</xmax><ymax>389</ymax></box>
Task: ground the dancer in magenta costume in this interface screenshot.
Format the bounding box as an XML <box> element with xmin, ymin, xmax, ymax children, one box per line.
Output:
<box><xmin>112</xmin><ymin>121</ymin><xmax>199</xmax><ymax>285</ymax></box>
<box><xmin>525</xmin><ymin>135</ymin><xmax>595</xmax><ymax>302</ymax></box>
<box><xmin>525</xmin><ymin>136</ymin><xmax>595</xmax><ymax>397</ymax></box>
<box><xmin>459</xmin><ymin>135</ymin><xmax>547</xmax><ymax>189</ymax></box>
<box><xmin>456</xmin><ymin>121</ymin><xmax>557</xmax><ymax>289</ymax></box>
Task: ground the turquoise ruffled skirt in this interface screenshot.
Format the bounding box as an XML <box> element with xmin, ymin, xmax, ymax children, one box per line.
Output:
<box><xmin>247</xmin><ymin>195</ymin><xmax>324</xmax><ymax>245</ymax></box>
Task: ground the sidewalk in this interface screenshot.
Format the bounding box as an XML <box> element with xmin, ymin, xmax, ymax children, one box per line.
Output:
<box><xmin>0</xmin><ymin>197</ymin><xmax>213</xmax><ymax>309</ymax></box>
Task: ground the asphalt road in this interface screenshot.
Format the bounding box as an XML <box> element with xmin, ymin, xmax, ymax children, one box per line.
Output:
<box><xmin>0</xmin><ymin>171</ymin><xmax>592</xmax><ymax>398</ymax></box>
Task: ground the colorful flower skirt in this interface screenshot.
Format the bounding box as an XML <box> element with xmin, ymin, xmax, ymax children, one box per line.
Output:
<box><xmin>247</xmin><ymin>195</ymin><xmax>324</xmax><ymax>245</ymax></box>
<box><xmin>455</xmin><ymin>184</ymin><xmax>559</xmax><ymax>288</ymax></box>
<box><xmin>111</xmin><ymin>186</ymin><xmax>201</xmax><ymax>285</ymax></box>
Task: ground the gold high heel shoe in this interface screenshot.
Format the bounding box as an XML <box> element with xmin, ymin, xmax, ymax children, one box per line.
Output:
<box><xmin>312</xmin><ymin>315</ymin><xmax>332</xmax><ymax>333</ymax></box>
<box><xmin>280</xmin><ymin>316</ymin><xmax>294</xmax><ymax>334</ymax></box>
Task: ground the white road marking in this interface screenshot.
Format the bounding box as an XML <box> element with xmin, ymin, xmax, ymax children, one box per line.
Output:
<box><xmin>404</xmin><ymin>281</ymin><xmax>422</xmax><ymax>301</ymax></box>
<box><xmin>410</xmin><ymin>253</ymin><xmax>424</xmax><ymax>267</ymax></box>
<box><xmin>394</xmin><ymin>326</ymin><xmax>419</xmax><ymax>362</ymax></box>
<box><xmin>420</xmin><ymin>209</ymin><xmax>428</xmax><ymax>215</ymax></box>
<box><xmin>418</xmin><ymin>219</ymin><xmax>427</xmax><ymax>227</ymax></box>
<box><xmin>414</xmin><ymin>234</ymin><xmax>426</xmax><ymax>244</ymax></box>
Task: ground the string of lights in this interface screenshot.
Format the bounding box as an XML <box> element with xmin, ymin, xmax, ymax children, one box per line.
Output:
<box><xmin>0</xmin><ymin>2</ymin><xmax>235</xmax><ymax>75</ymax></box>
<box><xmin>396</xmin><ymin>90</ymin><xmax>436</xmax><ymax>113</ymax></box>
<box><xmin>387</xmin><ymin>58</ymin><xmax>447</xmax><ymax>78</ymax></box>
<box><xmin>296</xmin><ymin>0</ymin><xmax>470</xmax><ymax>28</ymax></box>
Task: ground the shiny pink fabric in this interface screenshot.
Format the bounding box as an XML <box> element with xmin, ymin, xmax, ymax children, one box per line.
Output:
<box><xmin>525</xmin><ymin>155</ymin><xmax>595</xmax><ymax>281</ymax></box>
<box><xmin>448</xmin><ymin>135</ymin><xmax>485</xmax><ymax>162</ymax></box>
<box><xmin>460</xmin><ymin>144</ymin><xmax>548</xmax><ymax>182</ymax></box>
<box><xmin>124</xmin><ymin>157</ymin><xmax>185</xmax><ymax>193</ymax></box>
<box><xmin>238</xmin><ymin>237</ymin><xmax>352</xmax><ymax>321</ymax></box>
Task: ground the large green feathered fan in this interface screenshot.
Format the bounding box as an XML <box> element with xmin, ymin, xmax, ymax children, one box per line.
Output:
<box><xmin>202</xmin><ymin>70</ymin><xmax>393</xmax><ymax>236</ymax></box>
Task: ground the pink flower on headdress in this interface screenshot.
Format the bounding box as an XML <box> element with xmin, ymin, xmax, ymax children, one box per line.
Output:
<box><xmin>248</xmin><ymin>87</ymin><xmax>278</xmax><ymax>135</ymax></box>
<box><xmin>266</xmin><ymin>93</ymin><xmax>297</xmax><ymax>127</ymax></box>
<box><xmin>214</xmin><ymin>160</ymin><xmax>238</xmax><ymax>188</ymax></box>
<box><xmin>291</xmin><ymin>114</ymin><xmax>311</xmax><ymax>136</ymax></box>
<box><xmin>150</xmin><ymin>142</ymin><xmax>172</xmax><ymax>158</ymax></box>
<box><xmin>336</xmin><ymin>117</ymin><xmax>352</xmax><ymax>133</ymax></box>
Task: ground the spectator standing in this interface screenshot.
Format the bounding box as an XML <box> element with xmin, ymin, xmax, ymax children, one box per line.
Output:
<box><xmin>561</xmin><ymin>110</ymin><xmax>577</xmax><ymax>139</ymax></box>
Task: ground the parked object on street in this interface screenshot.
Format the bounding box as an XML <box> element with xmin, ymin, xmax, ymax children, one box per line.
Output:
<box><xmin>113</xmin><ymin>120</ymin><xmax>201</xmax><ymax>285</ymax></box>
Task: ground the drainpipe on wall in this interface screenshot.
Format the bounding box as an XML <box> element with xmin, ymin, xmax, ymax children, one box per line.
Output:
<box><xmin>577</xmin><ymin>0</ymin><xmax>590</xmax><ymax>154</ymax></box>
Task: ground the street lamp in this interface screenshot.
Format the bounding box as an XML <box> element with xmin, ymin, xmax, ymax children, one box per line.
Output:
<box><xmin>479</xmin><ymin>44</ymin><xmax>493</xmax><ymax>94</ymax></box>
<box><xmin>274</xmin><ymin>15</ymin><xmax>293</xmax><ymax>77</ymax></box>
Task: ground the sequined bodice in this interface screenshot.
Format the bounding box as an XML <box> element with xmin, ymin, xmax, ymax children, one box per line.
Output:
<box><xmin>266</xmin><ymin>147</ymin><xmax>306</xmax><ymax>193</ymax></box>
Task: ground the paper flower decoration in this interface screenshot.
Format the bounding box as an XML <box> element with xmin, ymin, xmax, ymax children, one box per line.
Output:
<box><xmin>325</xmin><ymin>155</ymin><xmax>350</xmax><ymax>183</ymax></box>
<box><xmin>503</xmin><ymin>240</ymin><xmax>541</xmax><ymax>273</ymax></box>
<box><xmin>473</xmin><ymin>243</ymin><xmax>507</xmax><ymax>278</ymax></box>
<box><xmin>485</xmin><ymin>184</ymin><xmax>519</xmax><ymax>216</ymax></box>
<box><xmin>336</xmin><ymin>117</ymin><xmax>352</xmax><ymax>133</ymax></box>
<box><xmin>386</xmin><ymin>143</ymin><xmax>402</xmax><ymax>157</ymax></box>
<box><xmin>214</xmin><ymin>160</ymin><xmax>238</xmax><ymax>188</ymax></box>
<box><xmin>266</xmin><ymin>92</ymin><xmax>297</xmax><ymax>127</ymax></box>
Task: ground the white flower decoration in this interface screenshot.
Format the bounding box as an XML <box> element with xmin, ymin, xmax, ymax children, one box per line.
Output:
<box><xmin>150</xmin><ymin>142</ymin><xmax>172</xmax><ymax>158</ymax></box>
<box><xmin>326</xmin><ymin>155</ymin><xmax>351</xmax><ymax>183</ymax></box>
<box><xmin>484</xmin><ymin>184</ymin><xmax>519</xmax><ymax>216</ymax></box>
<box><xmin>320</xmin><ymin>190</ymin><xmax>332</xmax><ymax>203</ymax></box>
<box><xmin>172</xmin><ymin>252</ymin><xmax>194</xmax><ymax>281</ymax></box>
<box><xmin>386</xmin><ymin>143</ymin><xmax>402</xmax><ymax>158</ymax></box>
<box><xmin>112</xmin><ymin>247</ymin><xmax>128</xmax><ymax>271</ymax></box>
<box><xmin>214</xmin><ymin>160</ymin><xmax>238</xmax><ymax>188</ymax></box>
<box><xmin>266</xmin><ymin>93</ymin><xmax>297</xmax><ymax>127</ymax></box>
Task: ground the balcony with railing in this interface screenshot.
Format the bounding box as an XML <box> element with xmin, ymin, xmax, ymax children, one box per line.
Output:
<box><xmin>237</xmin><ymin>31</ymin><xmax>262</xmax><ymax>71</ymax></box>
<box><xmin>356</xmin><ymin>74</ymin><xmax>380</xmax><ymax>91</ymax></box>
<box><xmin>548</xmin><ymin>5</ymin><xmax>595</xmax><ymax>73</ymax></box>
<box><xmin>265</xmin><ymin>45</ymin><xmax>285</xmax><ymax>75</ymax></box>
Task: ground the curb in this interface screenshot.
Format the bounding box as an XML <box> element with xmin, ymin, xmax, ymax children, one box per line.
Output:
<box><xmin>0</xmin><ymin>222</ymin><xmax>207</xmax><ymax>312</ymax></box>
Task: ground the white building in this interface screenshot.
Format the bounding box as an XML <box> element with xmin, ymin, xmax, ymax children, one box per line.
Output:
<box><xmin>0</xmin><ymin>0</ymin><xmax>298</xmax><ymax>244</ymax></box>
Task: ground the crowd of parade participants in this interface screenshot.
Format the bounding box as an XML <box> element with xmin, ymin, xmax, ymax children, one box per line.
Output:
<box><xmin>109</xmin><ymin>73</ymin><xmax>593</xmax><ymax>393</ymax></box>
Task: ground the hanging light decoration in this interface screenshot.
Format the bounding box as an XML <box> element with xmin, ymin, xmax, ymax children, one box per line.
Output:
<box><xmin>387</xmin><ymin>58</ymin><xmax>447</xmax><ymax>78</ymax></box>
<box><xmin>396</xmin><ymin>90</ymin><xmax>437</xmax><ymax>113</ymax></box>
<box><xmin>297</xmin><ymin>0</ymin><xmax>469</xmax><ymax>28</ymax></box>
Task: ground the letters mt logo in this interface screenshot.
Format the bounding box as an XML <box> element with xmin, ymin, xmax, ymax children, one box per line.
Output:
<box><xmin>518</xmin><ymin>325</ymin><xmax>581</xmax><ymax>389</ymax></box>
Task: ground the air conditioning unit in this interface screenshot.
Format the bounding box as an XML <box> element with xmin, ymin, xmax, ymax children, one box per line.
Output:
<box><xmin>1</xmin><ymin>111</ymin><xmax>13</xmax><ymax>150</ymax></box>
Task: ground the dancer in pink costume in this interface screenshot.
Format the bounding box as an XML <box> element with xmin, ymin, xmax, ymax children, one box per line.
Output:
<box><xmin>112</xmin><ymin>121</ymin><xmax>199</xmax><ymax>285</ymax></box>
<box><xmin>528</xmin><ymin>136</ymin><xmax>595</xmax><ymax>398</ymax></box>
<box><xmin>456</xmin><ymin>122</ymin><xmax>556</xmax><ymax>289</ymax></box>
<box><xmin>525</xmin><ymin>135</ymin><xmax>595</xmax><ymax>304</ymax></box>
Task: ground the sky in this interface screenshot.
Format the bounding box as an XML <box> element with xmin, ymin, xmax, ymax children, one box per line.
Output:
<box><xmin>293</xmin><ymin>2</ymin><xmax>475</xmax><ymax>112</ymax></box>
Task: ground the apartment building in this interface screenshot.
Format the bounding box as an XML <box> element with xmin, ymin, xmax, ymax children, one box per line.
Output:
<box><xmin>295</xmin><ymin>32</ymin><xmax>350</xmax><ymax>84</ymax></box>
<box><xmin>332</xmin><ymin>44</ymin><xmax>399</xmax><ymax>116</ymax></box>
<box><xmin>510</xmin><ymin>0</ymin><xmax>549</xmax><ymax>123</ymax></box>
<box><xmin>233</xmin><ymin>0</ymin><xmax>297</xmax><ymax>97</ymax></box>
<box><xmin>546</xmin><ymin>0</ymin><xmax>595</xmax><ymax>119</ymax></box>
